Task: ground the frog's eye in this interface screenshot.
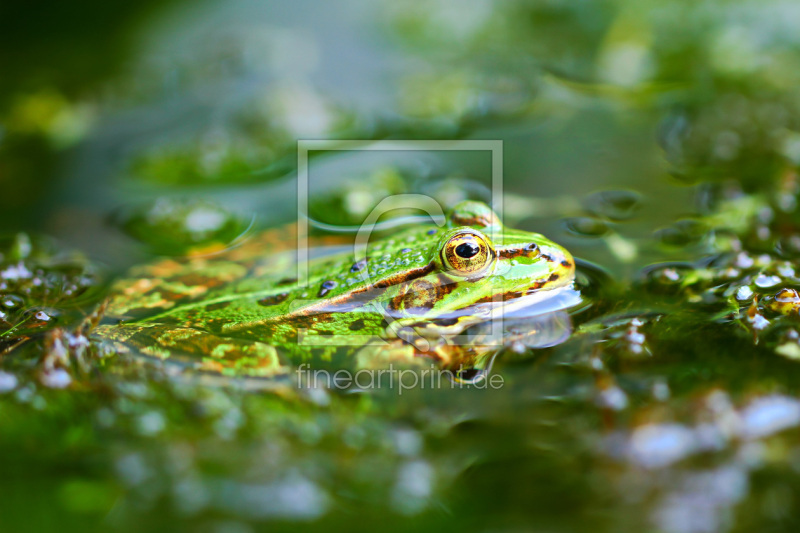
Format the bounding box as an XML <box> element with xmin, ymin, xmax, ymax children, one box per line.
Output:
<box><xmin>440</xmin><ymin>230</ymin><xmax>496</xmax><ymax>278</ymax></box>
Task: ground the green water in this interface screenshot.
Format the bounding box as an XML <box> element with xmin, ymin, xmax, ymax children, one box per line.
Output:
<box><xmin>4</xmin><ymin>1</ymin><xmax>800</xmax><ymax>531</ymax></box>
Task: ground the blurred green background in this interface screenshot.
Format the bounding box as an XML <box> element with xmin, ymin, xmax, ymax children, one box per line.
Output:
<box><xmin>5</xmin><ymin>1</ymin><xmax>800</xmax><ymax>532</ymax></box>
<box><xmin>5</xmin><ymin>0</ymin><xmax>797</xmax><ymax>277</ymax></box>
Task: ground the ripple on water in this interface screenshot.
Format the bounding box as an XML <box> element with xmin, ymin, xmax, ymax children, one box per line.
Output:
<box><xmin>584</xmin><ymin>189</ymin><xmax>642</xmax><ymax>221</ymax></box>
<box><xmin>563</xmin><ymin>216</ymin><xmax>609</xmax><ymax>238</ymax></box>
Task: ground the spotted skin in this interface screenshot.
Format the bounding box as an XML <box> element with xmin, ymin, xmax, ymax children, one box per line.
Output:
<box><xmin>95</xmin><ymin>201</ymin><xmax>576</xmax><ymax>378</ymax></box>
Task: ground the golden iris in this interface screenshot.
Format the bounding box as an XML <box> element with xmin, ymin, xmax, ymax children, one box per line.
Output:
<box><xmin>440</xmin><ymin>230</ymin><xmax>496</xmax><ymax>278</ymax></box>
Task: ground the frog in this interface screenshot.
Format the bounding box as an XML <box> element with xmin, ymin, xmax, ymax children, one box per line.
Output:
<box><xmin>94</xmin><ymin>201</ymin><xmax>577</xmax><ymax>382</ymax></box>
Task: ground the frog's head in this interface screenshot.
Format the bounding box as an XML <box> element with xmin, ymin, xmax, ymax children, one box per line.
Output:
<box><xmin>386</xmin><ymin>201</ymin><xmax>575</xmax><ymax>321</ymax></box>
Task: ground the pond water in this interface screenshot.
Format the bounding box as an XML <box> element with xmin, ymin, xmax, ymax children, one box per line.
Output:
<box><xmin>4</xmin><ymin>1</ymin><xmax>800</xmax><ymax>532</ymax></box>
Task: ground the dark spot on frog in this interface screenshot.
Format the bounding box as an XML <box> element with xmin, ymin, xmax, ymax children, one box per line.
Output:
<box><xmin>561</xmin><ymin>259</ymin><xmax>573</xmax><ymax>268</ymax></box>
<box><xmin>350</xmin><ymin>259</ymin><xmax>367</xmax><ymax>273</ymax></box>
<box><xmin>389</xmin><ymin>275</ymin><xmax>455</xmax><ymax>314</ymax></box>
<box><xmin>435</xmin><ymin>274</ymin><xmax>458</xmax><ymax>297</ymax></box>
<box><xmin>499</xmin><ymin>244</ymin><xmax>541</xmax><ymax>260</ymax></box>
<box><xmin>349</xmin><ymin>318</ymin><xmax>365</xmax><ymax>331</ymax></box>
<box><xmin>206</xmin><ymin>301</ymin><xmax>231</xmax><ymax>311</ymax></box>
<box><xmin>540</xmin><ymin>254</ymin><xmax>554</xmax><ymax>262</ymax></box>
<box><xmin>318</xmin><ymin>280</ymin><xmax>338</xmax><ymax>297</ymax></box>
<box><xmin>548</xmin><ymin>273</ymin><xmax>560</xmax><ymax>282</ymax></box>
<box><xmin>277</xmin><ymin>277</ymin><xmax>297</xmax><ymax>286</ymax></box>
<box><xmin>258</xmin><ymin>293</ymin><xmax>289</xmax><ymax>306</ymax></box>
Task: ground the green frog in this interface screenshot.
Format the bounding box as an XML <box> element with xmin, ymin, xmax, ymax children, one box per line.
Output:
<box><xmin>94</xmin><ymin>201</ymin><xmax>576</xmax><ymax>381</ymax></box>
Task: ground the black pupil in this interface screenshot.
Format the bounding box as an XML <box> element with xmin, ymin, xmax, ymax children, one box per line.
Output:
<box><xmin>455</xmin><ymin>241</ymin><xmax>480</xmax><ymax>259</ymax></box>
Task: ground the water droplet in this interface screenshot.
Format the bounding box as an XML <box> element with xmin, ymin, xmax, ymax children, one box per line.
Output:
<box><xmin>318</xmin><ymin>280</ymin><xmax>338</xmax><ymax>297</ymax></box>
<box><xmin>596</xmin><ymin>385</ymin><xmax>628</xmax><ymax>411</ymax></box>
<box><xmin>734</xmin><ymin>253</ymin><xmax>755</xmax><ymax>269</ymax></box>
<box><xmin>755</xmin><ymin>254</ymin><xmax>773</xmax><ymax>267</ymax></box>
<box><xmin>350</xmin><ymin>259</ymin><xmax>367</xmax><ymax>273</ymax></box>
<box><xmin>137</xmin><ymin>411</ymin><xmax>166</xmax><ymax>436</ymax></box>
<box><xmin>736</xmin><ymin>286</ymin><xmax>754</xmax><ymax>301</ymax></box>
<box><xmin>641</xmin><ymin>263</ymin><xmax>694</xmax><ymax>286</ymax></box>
<box><xmin>778</xmin><ymin>263</ymin><xmax>796</xmax><ymax>278</ymax></box>
<box><xmin>755</xmin><ymin>274</ymin><xmax>782</xmax><ymax>288</ymax></box>
<box><xmin>652</xmin><ymin>380</ymin><xmax>670</xmax><ymax>401</ymax></box>
<box><xmin>0</xmin><ymin>371</ymin><xmax>18</xmax><ymax>393</ymax></box>
<box><xmin>1</xmin><ymin>294</ymin><xmax>24</xmax><ymax>309</ymax></box>
<box><xmin>40</xmin><ymin>368</ymin><xmax>71</xmax><ymax>389</ymax></box>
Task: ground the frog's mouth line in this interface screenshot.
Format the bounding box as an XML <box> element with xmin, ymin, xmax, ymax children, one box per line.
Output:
<box><xmin>469</xmin><ymin>283</ymin><xmax>582</xmax><ymax>319</ymax></box>
<box><xmin>405</xmin><ymin>282</ymin><xmax>582</xmax><ymax>324</ymax></box>
<box><xmin>377</xmin><ymin>285</ymin><xmax>581</xmax><ymax>354</ymax></box>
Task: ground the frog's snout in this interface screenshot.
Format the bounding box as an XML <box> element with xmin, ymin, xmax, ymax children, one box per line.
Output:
<box><xmin>541</xmin><ymin>244</ymin><xmax>576</xmax><ymax>284</ymax></box>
